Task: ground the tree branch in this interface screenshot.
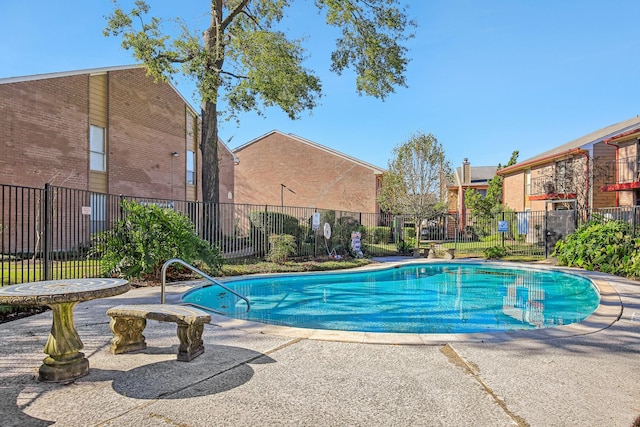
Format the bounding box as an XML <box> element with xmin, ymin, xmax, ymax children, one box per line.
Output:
<box><xmin>220</xmin><ymin>70</ymin><xmax>247</xmax><ymax>79</ymax></box>
<box><xmin>222</xmin><ymin>0</ymin><xmax>250</xmax><ymax>30</ymax></box>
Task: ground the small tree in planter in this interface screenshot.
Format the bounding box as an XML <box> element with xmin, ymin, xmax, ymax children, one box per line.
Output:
<box><xmin>377</xmin><ymin>132</ymin><xmax>452</xmax><ymax>256</ymax></box>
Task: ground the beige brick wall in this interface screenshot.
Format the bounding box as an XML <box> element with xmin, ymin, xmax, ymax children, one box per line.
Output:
<box><xmin>219</xmin><ymin>144</ymin><xmax>235</xmax><ymax>203</ymax></box>
<box><xmin>0</xmin><ymin>68</ymin><xmax>211</xmax><ymax>202</ymax></box>
<box><xmin>0</xmin><ymin>75</ymin><xmax>90</xmax><ymax>189</ymax></box>
<box><xmin>502</xmin><ymin>172</ymin><xmax>525</xmax><ymax>211</ymax></box>
<box><xmin>234</xmin><ymin>132</ymin><xmax>380</xmax><ymax>213</ymax></box>
<box><xmin>108</xmin><ymin>68</ymin><xmax>191</xmax><ymax>199</ymax></box>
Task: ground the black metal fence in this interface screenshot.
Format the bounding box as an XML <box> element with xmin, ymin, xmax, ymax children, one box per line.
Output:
<box><xmin>4</xmin><ymin>183</ymin><xmax>639</xmax><ymax>285</ymax></box>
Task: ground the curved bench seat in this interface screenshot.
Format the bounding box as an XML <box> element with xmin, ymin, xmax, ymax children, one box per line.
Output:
<box><xmin>107</xmin><ymin>304</ymin><xmax>211</xmax><ymax>361</ymax></box>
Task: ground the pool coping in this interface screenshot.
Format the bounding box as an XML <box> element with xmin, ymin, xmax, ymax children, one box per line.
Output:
<box><xmin>188</xmin><ymin>259</ymin><xmax>623</xmax><ymax>345</ymax></box>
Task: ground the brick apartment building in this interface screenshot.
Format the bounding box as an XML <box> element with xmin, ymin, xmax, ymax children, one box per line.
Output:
<box><xmin>233</xmin><ymin>131</ymin><xmax>384</xmax><ymax>213</ymax></box>
<box><xmin>447</xmin><ymin>158</ymin><xmax>497</xmax><ymax>218</ymax></box>
<box><xmin>0</xmin><ymin>65</ymin><xmax>236</xmax><ymax>203</ymax></box>
<box><xmin>1</xmin><ymin>65</ymin><xmax>241</xmax><ymax>253</ymax></box>
<box><xmin>498</xmin><ymin>116</ymin><xmax>640</xmax><ymax>212</ymax></box>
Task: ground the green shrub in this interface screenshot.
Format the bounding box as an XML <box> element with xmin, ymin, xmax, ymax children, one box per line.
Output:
<box><xmin>553</xmin><ymin>219</ymin><xmax>640</xmax><ymax>276</ymax></box>
<box><xmin>249</xmin><ymin>211</ymin><xmax>302</xmax><ymax>256</ymax></box>
<box><xmin>364</xmin><ymin>226</ymin><xmax>391</xmax><ymax>244</ymax></box>
<box><xmin>89</xmin><ymin>200</ymin><xmax>222</xmax><ymax>279</ymax></box>
<box><xmin>266</xmin><ymin>234</ymin><xmax>297</xmax><ymax>263</ymax></box>
<box><xmin>332</xmin><ymin>216</ymin><xmax>364</xmax><ymax>256</ymax></box>
<box><xmin>404</xmin><ymin>226</ymin><xmax>416</xmax><ymax>242</ymax></box>
<box><xmin>483</xmin><ymin>245</ymin><xmax>507</xmax><ymax>259</ymax></box>
<box><xmin>397</xmin><ymin>236</ymin><xmax>417</xmax><ymax>254</ymax></box>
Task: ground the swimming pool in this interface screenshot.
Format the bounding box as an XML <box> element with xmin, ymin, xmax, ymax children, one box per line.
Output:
<box><xmin>181</xmin><ymin>262</ymin><xmax>600</xmax><ymax>334</ymax></box>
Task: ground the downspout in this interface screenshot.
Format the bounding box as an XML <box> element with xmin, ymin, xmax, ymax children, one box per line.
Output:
<box><xmin>460</xmin><ymin>186</ymin><xmax>465</xmax><ymax>231</ymax></box>
<box><xmin>605</xmin><ymin>139</ymin><xmax>620</xmax><ymax>207</ymax></box>
<box><xmin>454</xmin><ymin>167</ymin><xmax>464</xmax><ymax>231</ymax></box>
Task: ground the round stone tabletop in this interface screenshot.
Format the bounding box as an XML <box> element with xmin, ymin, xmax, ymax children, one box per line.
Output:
<box><xmin>0</xmin><ymin>278</ymin><xmax>130</xmax><ymax>306</ymax></box>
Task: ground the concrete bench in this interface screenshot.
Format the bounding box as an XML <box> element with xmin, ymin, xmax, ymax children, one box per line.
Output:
<box><xmin>107</xmin><ymin>304</ymin><xmax>211</xmax><ymax>362</ymax></box>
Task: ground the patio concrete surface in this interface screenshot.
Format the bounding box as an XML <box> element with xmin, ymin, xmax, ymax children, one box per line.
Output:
<box><xmin>1</xmin><ymin>259</ymin><xmax>639</xmax><ymax>426</ymax></box>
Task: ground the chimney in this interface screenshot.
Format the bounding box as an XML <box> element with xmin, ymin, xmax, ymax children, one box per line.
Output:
<box><xmin>462</xmin><ymin>158</ymin><xmax>471</xmax><ymax>184</ymax></box>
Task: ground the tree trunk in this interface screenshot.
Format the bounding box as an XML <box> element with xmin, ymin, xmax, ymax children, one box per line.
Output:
<box><xmin>200</xmin><ymin>100</ymin><xmax>220</xmax><ymax>242</ymax></box>
<box><xmin>201</xmin><ymin>100</ymin><xmax>219</xmax><ymax>204</ymax></box>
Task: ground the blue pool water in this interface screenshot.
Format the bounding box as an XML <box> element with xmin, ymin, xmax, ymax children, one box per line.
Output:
<box><xmin>182</xmin><ymin>262</ymin><xmax>600</xmax><ymax>334</ymax></box>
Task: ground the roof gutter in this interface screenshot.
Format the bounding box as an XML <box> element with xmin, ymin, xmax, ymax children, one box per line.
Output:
<box><xmin>497</xmin><ymin>148</ymin><xmax>587</xmax><ymax>176</ymax></box>
<box><xmin>604</xmin><ymin>127</ymin><xmax>640</xmax><ymax>145</ymax></box>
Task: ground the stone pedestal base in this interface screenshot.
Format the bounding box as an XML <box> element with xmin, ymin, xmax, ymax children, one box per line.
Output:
<box><xmin>109</xmin><ymin>317</ymin><xmax>147</xmax><ymax>354</ymax></box>
<box><xmin>176</xmin><ymin>322</ymin><xmax>205</xmax><ymax>361</ymax></box>
<box><xmin>39</xmin><ymin>352</ymin><xmax>89</xmax><ymax>383</ymax></box>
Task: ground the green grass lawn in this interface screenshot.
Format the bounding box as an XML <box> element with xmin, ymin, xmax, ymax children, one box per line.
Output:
<box><xmin>441</xmin><ymin>240</ymin><xmax>544</xmax><ymax>259</ymax></box>
<box><xmin>1</xmin><ymin>260</ymin><xmax>102</xmax><ymax>286</ymax></box>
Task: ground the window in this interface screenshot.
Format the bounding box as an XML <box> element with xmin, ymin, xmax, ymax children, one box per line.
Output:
<box><xmin>186</xmin><ymin>150</ymin><xmax>195</xmax><ymax>185</ymax></box>
<box><xmin>90</xmin><ymin>125</ymin><xmax>106</xmax><ymax>171</ymax></box>
<box><xmin>524</xmin><ymin>170</ymin><xmax>531</xmax><ymax>196</ymax></box>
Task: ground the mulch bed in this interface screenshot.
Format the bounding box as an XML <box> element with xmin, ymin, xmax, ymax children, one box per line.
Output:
<box><xmin>0</xmin><ymin>306</ymin><xmax>50</xmax><ymax>324</ymax></box>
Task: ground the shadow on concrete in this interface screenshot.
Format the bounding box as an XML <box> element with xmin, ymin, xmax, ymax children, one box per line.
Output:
<box><xmin>0</xmin><ymin>382</ymin><xmax>55</xmax><ymax>427</ymax></box>
<box><xmin>105</xmin><ymin>344</ymin><xmax>275</xmax><ymax>399</ymax></box>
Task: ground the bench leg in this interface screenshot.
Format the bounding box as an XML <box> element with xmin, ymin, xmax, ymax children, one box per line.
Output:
<box><xmin>175</xmin><ymin>322</ymin><xmax>205</xmax><ymax>362</ymax></box>
<box><xmin>109</xmin><ymin>316</ymin><xmax>147</xmax><ymax>354</ymax></box>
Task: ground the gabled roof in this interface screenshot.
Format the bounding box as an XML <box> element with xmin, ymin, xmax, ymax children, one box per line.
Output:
<box><xmin>218</xmin><ymin>139</ymin><xmax>238</xmax><ymax>162</ymax></box>
<box><xmin>458</xmin><ymin>165</ymin><xmax>497</xmax><ymax>182</ymax></box>
<box><xmin>233</xmin><ymin>130</ymin><xmax>385</xmax><ymax>174</ymax></box>
<box><xmin>499</xmin><ymin>116</ymin><xmax>640</xmax><ymax>175</ymax></box>
<box><xmin>449</xmin><ymin>165</ymin><xmax>497</xmax><ymax>188</ymax></box>
<box><xmin>0</xmin><ymin>64</ymin><xmax>199</xmax><ymax>116</ymax></box>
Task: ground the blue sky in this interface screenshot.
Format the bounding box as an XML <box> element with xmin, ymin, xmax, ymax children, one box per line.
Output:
<box><xmin>2</xmin><ymin>1</ymin><xmax>640</xmax><ymax>171</ymax></box>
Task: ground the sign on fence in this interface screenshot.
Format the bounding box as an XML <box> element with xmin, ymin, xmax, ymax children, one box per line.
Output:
<box><xmin>498</xmin><ymin>221</ymin><xmax>509</xmax><ymax>232</ymax></box>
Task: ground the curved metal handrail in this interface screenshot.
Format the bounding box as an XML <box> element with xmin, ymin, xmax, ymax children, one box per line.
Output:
<box><xmin>160</xmin><ymin>258</ymin><xmax>250</xmax><ymax>312</ymax></box>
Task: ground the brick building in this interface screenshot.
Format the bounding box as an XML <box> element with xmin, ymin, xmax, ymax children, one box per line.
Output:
<box><xmin>0</xmin><ymin>65</ymin><xmax>236</xmax><ymax>203</ymax></box>
<box><xmin>498</xmin><ymin>116</ymin><xmax>640</xmax><ymax>211</ymax></box>
<box><xmin>233</xmin><ymin>131</ymin><xmax>384</xmax><ymax>213</ymax></box>
<box><xmin>447</xmin><ymin>158</ymin><xmax>497</xmax><ymax>217</ymax></box>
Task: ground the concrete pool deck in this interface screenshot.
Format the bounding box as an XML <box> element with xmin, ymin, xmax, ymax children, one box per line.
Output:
<box><xmin>1</xmin><ymin>258</ymin><xmax>639</xmax><ymax>426</ymax></box>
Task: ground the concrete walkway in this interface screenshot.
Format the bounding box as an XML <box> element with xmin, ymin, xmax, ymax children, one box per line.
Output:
<box><xmin>1</xmin><ymin>259</ymin><xmax>639</xmax><ymax>426</ymax></box>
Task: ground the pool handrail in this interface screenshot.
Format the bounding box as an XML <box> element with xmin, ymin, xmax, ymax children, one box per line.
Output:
<box><xmin>160</xmin><ymin>258</ymin><xmax>251</xmax><ymax>312</ymax></box>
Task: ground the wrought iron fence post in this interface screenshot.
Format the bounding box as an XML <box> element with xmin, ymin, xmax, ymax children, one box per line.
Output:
<box><xmin>264</xmin><ymin>204</ymin><xmax>268</xmax><ymax>257</ymax></box>
<box><xmin>118</xmin><ymin>195</ymin><xmax>125</xmax><ymax>220</ymax></box>
<box><xmin>43</xmin><ymin>183</ymin><xmax>53</xmax><ymax>280</ymax></box>
<box><xmin>501</xmin><ymin>211</ymin><xmax>505</xmax><ymax>248</ymax></box>
<box><xmin>544</xmin><ymin>210</ymin><xmax>549</xmax><ymax>259</ymax></box>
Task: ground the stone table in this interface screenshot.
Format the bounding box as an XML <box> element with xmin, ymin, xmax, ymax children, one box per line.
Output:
<box><xmin>0</xmin><ymin>278</ymin><xmax>130</xmax><ymax>382</ymax></box>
